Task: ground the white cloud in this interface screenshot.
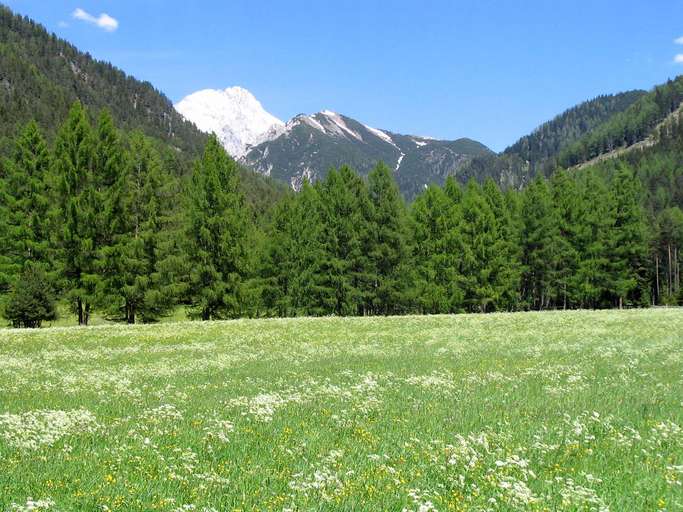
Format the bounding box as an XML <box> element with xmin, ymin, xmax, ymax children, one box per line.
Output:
<box><xmin>72</xmin><ymin>8</ymin><xmax>118</xmax><ymax>32</ymax></box>
<box><xmin>674</xmin><ymin>54</ymin><xmax>683</xmax><ymax>64</ymax></box>
<box><xmin>675</xmin><ymin>36</ymin><xmax>683</xmax><ymax>44</ymax></box>
<box><xmin>58</xmin><ymin>21</ymin><xmax>69</xmax><ymax>28</ymax></box>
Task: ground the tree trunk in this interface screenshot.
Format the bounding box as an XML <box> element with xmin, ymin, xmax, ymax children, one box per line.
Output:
<box><xmin>655</xmin><ymin>254</ymin><xmax>660</xmax><ymax>303</ymax></box>
<box><xmin>668</xmin><ymin>243</ymin><xmax>672</xmax><ymax>296</ymax></box>
<box><xmin>675</xmin><ymin>246</ymin><xmax>680</xmax><ymax>294</ymax></box>
<box><xmin>77</xmin><ymin>297</ymin><xmax>84</xmax><ymax>325</ymax></box>
<box><xmin>84</xmin><ymin>303</ymin><xmax>90</xmax><ymax>326</ymax></box>
<box><xmin>619</xmin><ymin>296</ymin><xmax>623</xmax><ymax>309</ymax></box>
<box><xmin>127</xmin><ymin>302</ymin><xmax>135</xmax><ymax>324</ymax></box>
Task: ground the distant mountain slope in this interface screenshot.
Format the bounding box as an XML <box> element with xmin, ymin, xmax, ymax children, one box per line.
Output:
<box><xmin>241</xmin><ymin>110</ymin><xmax>491</xmax><ymax>197</ymax></box>
<box><xmin>0</xmin><ymin>5</ymin><xmax>206</xmax><ymax>156</ymax></box>
<box><xmin>458</xmin><ymin>90</ymin><xmax>648</xmax><ymax>189</ymax></box>
<box><xmin>505</xmin><ymin>90</ymin><xmax>646</xmax><ymax>171</ymax></box>
<box><xmin>558</xmin><ymin>76</ymin><xmax>683</xmax><ymax>168</ymax></box>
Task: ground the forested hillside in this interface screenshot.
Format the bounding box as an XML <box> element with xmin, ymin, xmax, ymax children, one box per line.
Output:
<box><xmin>559</xmin><ymin>76</ymin><xmax>683</xmax><ymax>167</ymax></box>
<box><xmin>505</xmin><ymin>90</ymin><xmax>646</xmax><ymax>171</ymax></box>
<box><xmin>0</xmin><ymin>6</ymin><xmax>205</xmax><ymax>156</ymax></box>
<box><xmin>459</xmin><ymin>91</ymin><xmax>647</xmax><ymax>188</ymax></box>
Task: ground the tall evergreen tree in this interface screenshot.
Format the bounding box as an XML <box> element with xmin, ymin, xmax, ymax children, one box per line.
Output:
<box><xmin>0</xmin><ymin>121</ymin><xmax>51</xmax><ymax>291</ymax></box>
<box><xmin>411</xmin><ymin>184</ymin><xmax>464</xmax><ymax>313</ymax></box>
<box><xmin>366</xmin><ymin>162</ymin><xmax>410</xmax><ymax>315</ymax></box>
<box><xmin>52</xmin><ymin>101</ymin><xmax>97</xmax><ymax>325</ymax></box>
<box><xmin>315</xmin><ymin>167</ymin><xmax>371</xmax><ymax>316</ymax></box>
<box><xmin>460</xmin><ymin>180</ymin><xmax>506</xmax><ymax>312</ymax></box>
<box><xmin>655</xmin><ymin>207</ymin><xmax>683</xmax><ymax>302</ymax></box>
<box><xmin>99</xmin><ymin>132</ymin><xmax>180</xmax><ymax>322</ymax></box>
<box><xmin>550</xmin><ymin>169</ymin><xmax>582</xmax><ymax>308</ymax></box>
<box><xmin>520</xmin><ymin>176</ymin><xmax>561</xmax><ymax>309</ymax></box>
<box><xmin>608</xmin><ymin>165</ymin><xmax>649</xmax><ymax>307</ymax></box>
<box><xmin>482</xmin><ymin>178</ymin><xmax>522</xmax><ymax>309</ymax></box>
<box><xmin>186</xmin><ymin>134</ymin><xmax>250</xmax><ymax>320</ymax></box>
<box><xmin>572</xmin><ymin>170</ymin><xmax>613</xmax><ymax>308</ymax></box>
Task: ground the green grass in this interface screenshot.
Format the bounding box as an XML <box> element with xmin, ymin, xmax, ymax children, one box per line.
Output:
<box><xmin>0</xmin><ymin>309</ymin><xmax>682</xmax><ymax>511</ymax></box>
<box><xmin>32</xmin><ymin>304</ymin><xmax>191</xmax><ymax>328</ymax></box>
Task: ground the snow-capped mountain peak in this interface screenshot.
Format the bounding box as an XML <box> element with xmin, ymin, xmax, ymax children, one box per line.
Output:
<box><xmin>174</xmin><ymin>86</ymin><xmax>283</xmax><ymax>158</ymax></box>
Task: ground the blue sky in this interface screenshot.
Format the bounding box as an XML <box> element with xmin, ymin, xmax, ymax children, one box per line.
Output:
<box><xmin>5</xmin><ymin>0</ymin><xmax>683</xmax><ymax>151</ymax></box>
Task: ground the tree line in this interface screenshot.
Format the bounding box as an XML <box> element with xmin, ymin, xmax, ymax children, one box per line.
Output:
<box><xmin>1</xmin><ymin>102</ymin><xmax>681</xmax><ymax>327</ymax></box>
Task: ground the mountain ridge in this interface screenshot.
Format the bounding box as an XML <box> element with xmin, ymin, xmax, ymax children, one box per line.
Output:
<box><xmin>175</xmin><ymin>89</ymin><xmax>493</xmax><ymax>197</ymax></box>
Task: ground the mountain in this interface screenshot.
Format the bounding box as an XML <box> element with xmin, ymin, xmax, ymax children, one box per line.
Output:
<box><xmin>176</xmin><ymin>90</ymin><xmax>492</xmax><ymax>198</ymax></box>
<box><xmin>175</xmin><ymin>87</ymin><xmax>284</xmax><ymax>158</ymax></box>
<box><xmin>242</xmin><ymin>110</ymin><xmax>491</xmax><ymax>198</ymax></box>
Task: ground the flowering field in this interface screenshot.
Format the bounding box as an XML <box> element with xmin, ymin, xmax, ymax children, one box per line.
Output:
<box><xmin>0</xmin><ymin>310</ymin><xmax>682</xmax><ymax>511</ymax></box>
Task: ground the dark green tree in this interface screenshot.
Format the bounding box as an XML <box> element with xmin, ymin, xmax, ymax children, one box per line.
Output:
<box><xmin>608</xmin><ymin>166</ymin><xmax>649</xmax><ymax>307</ymax></box>
<box><xmin>655</xmin><ymin>207</ymin><xmax>683</xmax><ymax>303</ymax></box>
<box><xmin>99</xmin><ymin>132</ymin><xmax>181</xmax><ymax>323</ymax></box>
<box><xmin>520</xmin><ymin>176</ymin><xmax>561</xmax><ymax>309</ymax></box>
<box><xmin>460</xmin><ymin>180</ymin><xmax>506</xmax><ymax>312</ymax></box>
<box><xmin>550</xmin><ymin>169</ymin><xmax>582</xmax><ymax>308</ymax></box>
<box><xmin>367</xmin><ymin>162</ymin><xmax>410</xmax><ymax>315</ymax></box>
<box><xmin>572</xmin><ymin>170</ymin><xmax>613</xmax><ymax>308</ymax></box>
<box><xmin>482</xmin><ymin>178</ymin><xmax>522</xmax><ymax>309</ymax></box>
<box><xmin>314</xmin><ymin>167</ymin><xmax>372</xmax><ymax>315</ymax></box>
<box><xmin>0</xmin><ymin>121</ymin><xmax>52</xmax><ymax>292</ymax></box>
<box><xmin>52</xmin><ymin>101</ymin><xmax>97</xmax><ymax>325</ymax></box>
<box><xmin>186</xmin><ymin>134</ymin><xmax>250</xmax><ymax>320</ymax></box>
<box><xmin>411</xmin><ymin>184</ymin><xmax>464</xmax><ymax>313</ymax></box>
<box><xmin>4</xmin><ymin>263</ymin><xmax>56</xmax><ymax>328</ymax></box>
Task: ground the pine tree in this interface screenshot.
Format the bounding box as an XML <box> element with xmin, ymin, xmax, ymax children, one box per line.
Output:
<box><xmin>573</xmin><ymin>170</ymin><xmax>613</xmax><ymax>308</ymax></box>
<box><xmin>520</xmin><ymin>176</ymin><xmax>561</xmax><ymax>309</ymax></box>
<box><xmin>411</xmin><ymin>184</ymin><xmax>464</xmax><ymax>313</ymax></box>
<box><xmin>550</xmin><ymin>169</ymin><xmax>581</xmax><ymax>308</ymax></box>
<box><xmin>52</xmin><ymin>101</ymin><xmax>97</xmax><ymax>325</ymax></box>
<box><xmin>292</xmin><ymin>181</ymin><xmax>328</xmax><ymax>315</ymax></box>
<box><xmin>482</xmin><ymin>178</ymin><xmax>522</xmax><ymax>309</ymax></box>
<box><xmin>459</xmin><ymin>180</ymin><xmax>504</xmax><ymax>312</ymax></box>
<box><xmin>261</xmin><ymin>194</ymin><xmax>299</xmax><ymax>316</ymax></box>
<box><xmin>608</xmin><ymin>165</ymin><xmax>649</xmax><ymax>307</ymax></box>
<box><xmin>656</xmin><ymin>207</ymin><xmax>683</xmax><ymax>303</ymax></box>
<box><xmin>366</xmin><ymin>162</ymin><xmax>410</xmax><ymax>315</ymax></box>
<box><xmin>4</xmin><ymin>262</ymin><xmax>56</xmax><ymax>328</ymax></box>
<box><xmin>186</xmin><ymin>134</ymin><xmax>250</xmax><ymax>320</ymax></box>
<box><xmin>315</xmin><ymin>167</ymin><xmax>371</xmax><ymax>316</ymax></box>
<box><xmin>0</xmin><ymin>121</ymin><xmax>52</xmax><ymax>292</ymax></box>
<box><xmin>99</xmin><ymin>132</ymin><xmax>180</xmax><ymax>322</ymax></box>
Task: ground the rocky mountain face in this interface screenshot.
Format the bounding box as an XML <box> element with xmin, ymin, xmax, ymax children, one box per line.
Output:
<box><xmin>175</xmin><ymin>90</ymin><xmax>491</xmax><ymax>198</ymax></box>
<box><xmin>243</xmin><ymin>110</ymin><xmax>491</xmax><ymax>198</ymax></box>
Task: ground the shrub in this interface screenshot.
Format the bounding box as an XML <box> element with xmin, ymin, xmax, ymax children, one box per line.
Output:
<box><xmin>4</xmin><ymin>264</ymin><xmax>56</xmax><ymax>328</ymax></box>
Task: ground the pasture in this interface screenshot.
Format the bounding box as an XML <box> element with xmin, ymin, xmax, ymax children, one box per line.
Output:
<box><xmin>0</xmin><ymin>310</ymin><xmax>682</xmax><ymax>511</ymax></box>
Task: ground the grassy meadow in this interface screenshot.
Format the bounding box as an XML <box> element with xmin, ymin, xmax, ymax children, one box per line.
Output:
<box><xmin>0</xmin><ymin>309</ymin><xmax>682</xmax><ymax>511</ymax></box>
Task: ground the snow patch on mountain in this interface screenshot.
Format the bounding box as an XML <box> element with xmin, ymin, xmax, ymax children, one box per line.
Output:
<box><xmin>362</xmin><ymin>123</ymin><xmax>404</xmax><ymax>171</ymax></box>
<box><xmin>363</xmin><ymin>124</ymin><xmax>394</xmax><ymax>145</ymax></box>
<box><xmin>318</xmin><ymin>110</ymin><xmax>363</xmax><ymax>141</ymax></box>
<box><xmin>174</xmin><ymin>86</ymin><xmax>283</xmax><ymax>158</ymax></box>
